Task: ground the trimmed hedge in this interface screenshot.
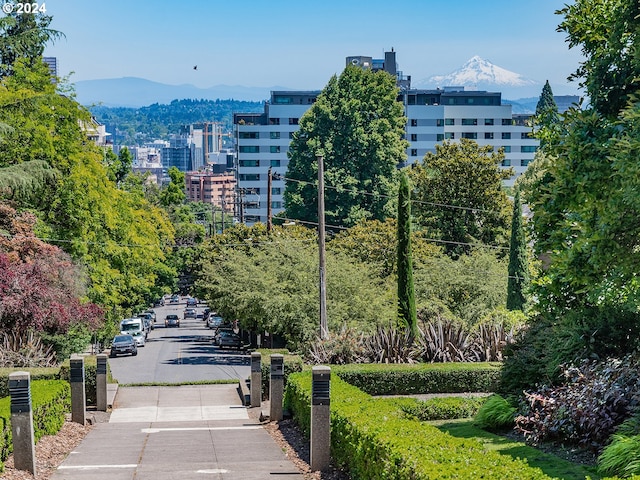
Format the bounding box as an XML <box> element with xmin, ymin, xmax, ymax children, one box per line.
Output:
<box><xmin>396</xmin><ymin>395</ymin><xmax>487</xmax><ymax>421</ymax></box>
<box><xmin>0</xmin><ymin>379</ymin><xmax>70</xmax><ymax>471</ymax></box>
<box><xmin>0</xmin><ymin>368</ymin><xmax>59</xmax><ymax>398</ymax></box>
<box><xmin>256</xmin><ymin>351</ymin><xmax>304</xmax><ymax>400</ymax></box>
<box><xmin>332</xmin><ymin>362</ymin><xmax>501</xmax><ymax>395</ymax></box>
<box><xmin>285</xmin><ymin>372</ymin><xmax>552</xmax><ymax>479</ymax></box>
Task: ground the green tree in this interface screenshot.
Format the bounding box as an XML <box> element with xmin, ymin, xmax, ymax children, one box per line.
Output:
<box><xmin>284</xmin><ymin>65</ymin><xmax>408</xmax><ymax>227</ymax></box>
<box><xmin>534</xmin><ymin>80</ymin><xmax>560</xmax><ymax>149</ymax></box>
<box><xmin>397</xmin><ymin>171</ymin><xmax>417</xmax><ymax>336</ymax></box>
<box><xmin>160</xmin><ymin>166</ymin><xmax>186</xmax><ymax>207</ymax></box>
<box><xmin>409</xmin><ymin>139</ymin><xmax>513</xmax><ymax>258</ymax></box>
<box><xmin>557</xmin><ymin>0</ymin><xmax>640</xmax><ymax>119</ymax></box>
<box><xmin>506</xmin><ymin>190</ymin><xmax>529</xmax><ymax>311</ymax></box>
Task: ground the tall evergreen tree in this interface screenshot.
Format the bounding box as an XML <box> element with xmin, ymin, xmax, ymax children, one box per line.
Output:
<box><xmin>506</xmin><ymin>190</ymin><xmax>529</xmax><ymax>310</ymax></box>
<box><xmin>284</xmin><ymin>65</ymin><xmax>408</xmax><ymax>227</ymax></box>
<box><xmin>534</xmin><ymin>80</ymin><xmax>560</xmax><ymax>149</ymax></box>
<box><xmin>397</xmin><ymin>171</ymin><xmax>417</xmax><ymax>337</ymax></box>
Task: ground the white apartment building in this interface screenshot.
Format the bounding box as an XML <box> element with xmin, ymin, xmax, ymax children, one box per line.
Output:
<box><xmin>234</xmin><ymin>51</ymin><xmax>539</xmax><ymax>224</ymax></box>
<box><xmin>234</xmin><ymin>87</ymin><xmax>538</xmax><ymax>224</ymax></box>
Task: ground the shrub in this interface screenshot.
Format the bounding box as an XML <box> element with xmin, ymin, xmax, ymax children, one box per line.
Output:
<box><xmin>258</xmin><ymin>351</ymin><xmax>304</xmax><ymax>400</ymax></box>
<box><xmin>306</xmin><ymin>325</ymin><xmax>366</xmax><ymax>364</ymax></box>
<box><xmin>399</xmin><ymin>396</ymin><xmax>487</xmax><ymax>421</ymax></box>
<box><xmin>473</xmin><ymin>394</ymin><xmax>517</xmax><ymax>430</ymax></box>
<box><xmin>514</xmin><ymin>355</ymin><xmax>640</xmax><ymax>450</ymax></box>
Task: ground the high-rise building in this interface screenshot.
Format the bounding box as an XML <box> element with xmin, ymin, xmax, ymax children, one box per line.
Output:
<box><xmin>234</xmin><ymin>51</ymin><xmax>541</xmax><ymax>225</ymax></box>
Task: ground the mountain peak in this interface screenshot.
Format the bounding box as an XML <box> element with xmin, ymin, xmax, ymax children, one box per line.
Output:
<box><xmin>417</xmin><ymin>56</ymin><xmax>539</xmax><ymax>95</ymax></box>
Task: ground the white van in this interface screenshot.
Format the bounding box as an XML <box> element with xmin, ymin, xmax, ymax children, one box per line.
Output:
<box><xmin>120</xmin><ymin>318</ymin><xmax>146</xmax><ymax>347</ymax></box>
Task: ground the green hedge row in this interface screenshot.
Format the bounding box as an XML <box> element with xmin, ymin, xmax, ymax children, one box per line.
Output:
<box><xmin>59</xmin><ymin>355</ymin><xmax>113</xmax><ymax>406</ymax></box>
<box><xmin>0</xmin><ymin>368</ymin><xmax>59</xmax><ymax>398</ymax></box>
<box><xmin>256</xmin><ymin>351</ymin><xmax>304</xmax><ymax>400</ymax></box>
<box><xmin>0</xmin><ymin>379</ymin><xmax>70</xmax><ymax>471</ymax></box>
<box><xmin>285</xmin><ymin>372</ymin><xmax>552</xmax><ymax>479</ymax></box>
<box><xmin>331</xmin><ymin>362</ymin><xmax>501</xmax><ymax>395</ymax></box>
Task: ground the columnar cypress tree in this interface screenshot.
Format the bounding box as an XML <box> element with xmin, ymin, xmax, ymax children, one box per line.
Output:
<box><xmin>397</xmin><ymin>171</ymin><xmax>417</xmax><ymax>337</ymax></box>
<box><xmin>535</xmin><ymin>80</ymin><xmax>560</xmax><ymax>149</ymax></box>
<box><xmin>506</xmin><ymin>190</ymin><xmax>529</xmax><ymax>310</ymax></box>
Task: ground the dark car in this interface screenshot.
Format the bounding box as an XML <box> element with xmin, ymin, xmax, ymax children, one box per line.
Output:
<box><xmin>216</xmin><ymin>331</ymin><xmax>243</xmax><ymax>350</ymax></box>
<box><xmin>165</xmin><ymin>314</ymin><xmax>180</xmax><ymax>327</ymax></box>
<box><xmin>202</xmin><ymin>308</ymin><xmax>211</xmax><ymax>321</ymax></box>
<box><xmin>110</xmin><ymin>334</ymin><xmax>138</xmax><ymax>357</ymax></box>
<box><xmin>186</xmin><ymin>297</ymin><xmax>197</xmax><ymax>307</ymax></box>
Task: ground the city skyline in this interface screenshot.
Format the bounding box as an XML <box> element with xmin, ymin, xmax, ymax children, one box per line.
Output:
<box><xmin>41</xmin><ymin>0</ymin><xmax>584</xmax><ymax>95</ymax></box>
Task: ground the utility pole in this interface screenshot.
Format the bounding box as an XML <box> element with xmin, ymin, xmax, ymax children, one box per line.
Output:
<box><xmin>267</xmin><ymin>167</ymin><xmax>273</xmax><ymax>232</ymax></box>
<box><xmin>221</xmin><ymin>186</ymin><xmax>226</xmax><ymax>234</ymax></box>
<box><xmin>317</xmin><ymin>155</ymin><xmax>328</xmax><ymax>339</ymax></box>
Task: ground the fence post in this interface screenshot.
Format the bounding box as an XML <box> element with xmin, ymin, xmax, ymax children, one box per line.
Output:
<box><xmin>250</xmin><ymin>352</ymin><xmax>262</xmax><ymax>408</ymax></box>
<box><xmin>96</xmin><ymin>354</ymin><xmax>108</xmax><ymax>411</ymax></box>
<box><xmin>269</xmin><ymin>354</ymin><xmax>284</xmax><ymax>422</ymax></box>
<box><xmin>70</xmin><ymin>355</ymin><xmax>86</xmax><ymax>425</ymax></box>
<box><xmin>311</xmin><ymin>366</ymin><xmax>331</xmax><ymax>471</ymax></box>
<box><xmin>9</xmin><ymin>371</ymin><xmax>35</xmax><ymax>475</ymax></box>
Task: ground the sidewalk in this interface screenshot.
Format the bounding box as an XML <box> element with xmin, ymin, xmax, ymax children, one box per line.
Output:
<box><xmin>51</xmin><ymin>384</ymin><xmax>304</xmax><ymax>480</ymax></box>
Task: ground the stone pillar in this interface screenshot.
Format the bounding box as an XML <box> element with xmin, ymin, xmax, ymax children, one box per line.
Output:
<box><xmin>96</xmin><ymin>354</ymin><xmax>108</xmax><ymax>411</ymax></box>
<box><xmin>70</xmin><ymin>355</ymin><xmax>86</xmax><ymax>425</ymax></box>
<box><xmin>9</xmin><ymin>371</ymin><xmax>35</xmax><ymax>475</ymax></box>
<box><xmin>250</xmin><ymin>352</ymin><xmax>261</xmax><ymax>408</ymax></box>
<box><xmin>269</xmin><ymin>354</ymin><xmax>284</xmax><ymax>422</ymax></box>
<box><xmin>311</xmin><ymin>366</ymin><xmax>331</xmax><ymax>472</ymax></box>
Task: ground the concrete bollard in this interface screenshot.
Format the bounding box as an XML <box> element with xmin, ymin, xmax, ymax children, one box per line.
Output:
<box><xmin>9</xmin><ymin>371</ymin><xmax>36</xmax><ymax>475</ymax></box>
<box><xmin>70</xmin><ymin>355</ymin><xmax>86</xmax><ymax>425</ymax></box>
<box><xmin>96</xmin><ymin>354</ymin><xmax>108</xmax><ymax>411</ymax></box>
<box><xmin>250</xmin><ymin>352</ymin><xmax>262</xmax><ymax>408</ymax></box>
<box><xmin>269</xmin><ymin>354</ymin><xmax>284</xmax><ymax>422</ymax></box>
<box><xmin>311</xmin><ymin>366</ymin><xmax>331</xmax><ymax>472</ymax></box>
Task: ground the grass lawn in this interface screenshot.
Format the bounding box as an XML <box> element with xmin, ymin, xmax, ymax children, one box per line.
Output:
<box><xmin>431</xmin><ymin>419</ymin><xmax>601</xmax><ymax>480</ymax></box>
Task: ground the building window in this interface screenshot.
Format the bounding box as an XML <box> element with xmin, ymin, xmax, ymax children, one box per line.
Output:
<box><xmin>410</xmin><ymin>134</ymin><xmax>417</xmax><ymax>141</ymax></box>
<box><xmin>485</xmin><ymin>132</ymin><xmax>494</xmax><ymax>139</ymax></box>
<box><xmin>521</xmin><ymin>146</ymin><xmax>538</xmax><ymax>153</ymax></box>
<box><xmin>445</xmin><ymin>132</ymin><xmax>455</xmax><ymax>139</ymax></box>
<box><xmin>239</xmin><ymin>174</ymin><xmax>260</xmax><ymax>181</ymax></box>
<box><xmin>289</xmin><ymin>118</ymin><xmax>299</xmax><ymax>125</ymax></box>
<box><xmin>436</xmin><ymin>134</ymin><xmax>444</xmax><ymax>141</ymax></box>
<box><xmin>411</xmin><ymin>119</ymin><xmax>418</xmax><ymax>127</ymax></box>
<box><xmin>270</xmin><ymin>132</ymin><xmax>280</xmax><ymax>139</ymax></box>
<box><xmin>502</xmin><ymin>118</ymin><xmax>513</xmax><ymax>126</ymax></box>
<box><xmin>502</xmin><ymin>159</ymin><xmax>511</xmax><ymax>166</ymax></box>
<box><xmin>245</xmin><ymin>215</ymin><xmax>261</xmax><ymax>222</ymax></box>
<box><xmin>272</xmin><ymin>187</ymin><xmax>282</xmax><ymax>195</ymax></box>
<box><xmin>521</xmin><ymin>132</ymin><xmax>531</xmax><ymax>139</ymax></box>
<box><xmin>484</xmin><ymin>118</ymin><xmax>494</xmax><ymax>126</ymax></box>
<box><xmin>436</xmin><ymin>119</ymin><xmax>444</xmax><ymax>127</ymax></box>
<box><xmin>270</xmin><ymin>159</ymin><xmax>281</xmax><ymax>167</ymax></box>
<box><xmin>462</xmin><ymin>132</ymin><xmax>477</xmax><ymax>139</ymax></box>
<box><xmin>410</xmin><ymin>149</ymin><xmax>418</xmax><ymax>156</ymax></box>
<box><xmin>239</xmin><ymin>160</ymin><xmax>259</xmax><ymax>167</ymax></box>
<box><xmin>522</xmin><ymin>159</ymin><xmax>531</xmax><ymax>166</ymax></box>
<box><xmin>289</xmin><ymin>132</ymin><xmax>295</xmax><ymax>139</ymax></box>
<box><xmin>270</xmin><ymin>146</ymin><xmax>280</xmax><ymax>153</ymax></box>
<box><xmin>239</xmin><ymin>132</ymin><xmax>258</xmax><ymax>139</ymax></box>
<box><xmin>269</xmin><ymin>118</ymin><xmax>280</xmax><ymax>125</ymax></box>
<box><xmin>502</xmin><ymin>146</ymin><xmax>511</xmax><ymax>153</ymax></box>
<box><xmin>239</xmin><ymin>146</ymin><xmax>259</xmax><ymax>153</ymax></box>
<box><xmin>445</xmin><ymin>118</ymin><xmax>455</xmax><ymax>125</ymax></box>
<box><xmin>462</xmin><ymin>118</ymin><xmax>477</xmax><ymax>126</ymax></box>
<box><xmin>502</xmin><ymin>132</ymin><xmax>511</xmax><ymax>139</ymax></box>
<box><xmin>271</xmin><ymin>201</ymin><xmax>282</xmax><ymax>209</ymax></box>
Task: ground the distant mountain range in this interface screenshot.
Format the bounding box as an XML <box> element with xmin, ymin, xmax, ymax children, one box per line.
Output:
<box><xmin>74</xmin><ymin>77</ymin><xmax>285</xmax><ymax>107</ymax></box>
<box><xmin>75</xmin><ymin>57</ymin><xmax>581</xmax><ymax>112</ymax></box>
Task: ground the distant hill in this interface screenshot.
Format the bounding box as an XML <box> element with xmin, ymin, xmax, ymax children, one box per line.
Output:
<box><xmin>75</xmin><ymin>77</ymin><xmax>290</xmax><ymax>107</ymax></box>
<box><xmin>90</xmin><ymin>98</ymin><xmax>264</xmax><ymax>145</ymax></box>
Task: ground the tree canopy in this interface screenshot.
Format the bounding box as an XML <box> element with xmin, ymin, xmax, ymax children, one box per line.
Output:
<box><xmin>284</xmin><ymin>65</ymin><xmax>408</xmax><ymax>227</ymax></box>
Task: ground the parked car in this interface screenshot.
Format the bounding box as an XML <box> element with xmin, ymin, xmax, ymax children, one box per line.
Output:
<box><xmin>120</xmin><ymin>318</ymin><xmax>146</xmax><ymax>346</ymax></box>
<box><xmin>207</xmin><ymin>316</ymin><xmax>224</xmax><ymax>330</ymax></box>
<box><xmin>165</xmin><ymin>314</ymin><xmax>180</xmax><ymax>327</ymax></box>
<box><xmin>144</xmin><ymin>309</ymin><xmax>157</xmax><ymax>323</ymax></box>
<box><xmin>202</xmin><ymin>308</ymin><xmax>211</xmax><ymax>321</ymax></box>
<box><xmin>183</xmin><ymin>308</ymin><xmax>197</xmax><ymax>319</ymax></box>
<box><xmin>216</xmin><ymin>330</ymin><xmax>243</xmax><ymax>350</ymax></box>
<box><xmin>110</xmin><ymin>334</ymin><xmax>138</xmax><ymax>357</ymax></box>
<box><xmin>137</xmin><ymin>312</ymin><xmax>154</xmax><ymax>332</ymax></box>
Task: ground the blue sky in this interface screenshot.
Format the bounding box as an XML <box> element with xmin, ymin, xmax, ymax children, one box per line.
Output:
<box><xmin>42</xmin><ymin>0</ymin><xmax>583</xmax><ymax>93</ymax></box>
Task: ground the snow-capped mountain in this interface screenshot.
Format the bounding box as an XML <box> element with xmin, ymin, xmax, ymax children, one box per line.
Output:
<box><xmin>416</xmin><ymin>56</ymin><xmax>542</xmax><ymax>98</ymax></box>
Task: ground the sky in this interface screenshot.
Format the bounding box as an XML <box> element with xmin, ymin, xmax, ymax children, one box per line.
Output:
<box><xmin>39</xmin><ymin>0</ymin><xmax>583</xmax><ymax>93</ymax></box>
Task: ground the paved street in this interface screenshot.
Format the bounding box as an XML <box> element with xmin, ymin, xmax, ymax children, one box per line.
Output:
<box><xmin>108</xmin><ymin>301</ymin><xmax>250</xmax><ymax>384</ymax></box>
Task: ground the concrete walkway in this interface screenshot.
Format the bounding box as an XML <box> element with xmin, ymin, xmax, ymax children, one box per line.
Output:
<box><xmin>51</xmin><ymin>384</ymin><xmax>304</xmax><ymax>480</ymax></box>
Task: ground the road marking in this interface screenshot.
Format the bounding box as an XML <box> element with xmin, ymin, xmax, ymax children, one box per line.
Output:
<box><xmin>197</xmin><ymin>469</ymin><xmax>229</xmax><ymax>474</ymax></box>
<box><xmin>58</xmin><ymin>464</ymin><xmax>137</xmax><ymax>470</ymax></box>
<box><xmin>142</xmin><ymin>425</ymin><xmax>262</xmax><ymax>433</ymax></box>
